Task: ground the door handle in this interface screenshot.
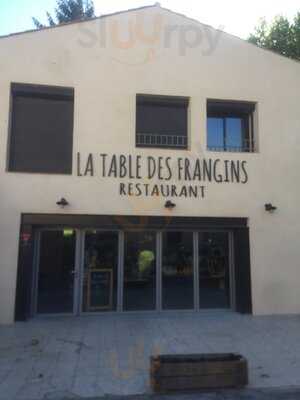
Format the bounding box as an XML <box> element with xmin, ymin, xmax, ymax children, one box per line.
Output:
<box><xmin>70</xmin><ymin>270</ymin><xmax>78</xmax><ymax>276</ymax></box>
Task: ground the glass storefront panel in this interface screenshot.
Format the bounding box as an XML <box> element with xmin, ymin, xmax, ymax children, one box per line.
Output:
<box><xmin>82</xmin><ymin>231</ymin><xmax>118</xmax><ymax>312</ymax></box>
<box><xmin>162</xmin><ymin>232</ymin><xmax>194</xmax><ymax>310</ymax></box>
<box><xmin>35</xmin><ymin>227</ymin><xmax>233</xmax><ymax>316</ymax></box>
<box><xmin>37</xmin><ymin>229</ymin><xmax>76</xmax><ymax>314</ymax></box>
<box><xmin>198</xmin><ymin>232</ymin><xmax>230</xmax><ymax>309</ymax></box>
<box><xmin>123</xmin><ymin>231</ymin><xmax>156</xmax><ymax>311</ymax></box>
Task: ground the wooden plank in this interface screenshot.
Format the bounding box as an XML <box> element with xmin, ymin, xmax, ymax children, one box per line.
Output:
<box><xmin>153</xmin><ymin>373</ymin><xmax>248</xmax><ymax>392</ymax></box>
<box><xmin>153</xmin><ymin>361</ymin><xmax>244</xmax><ymax>377</ymax></box>
<box><xmin>150</xmin><ymin>354</ymin><xmax>248</xmax><ymax>393</ymax></box>
<box><xmin>152</xmin><ymin>353</ymin><xmax>242</xmax><ymax>363</ymax></box>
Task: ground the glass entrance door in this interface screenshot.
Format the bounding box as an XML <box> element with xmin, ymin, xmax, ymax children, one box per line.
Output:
<box><xmin>36</xmin><ymin>229</ymin><xmax>77</xmax><ymax>314</ymax></box>
<box><xmin>198</xmin><ymin>232</ymin><xmax>231</xmax><ymax>309</ymax></box>
<box><xmin>123</xmin><ymin>231</ymin><xmax>157</xmax><ymax>311</ymax></box>
<box><xmin>82</xmin><ymin>231</ymin><xmax>118</xmax><ymax>312</ymax></box>
<box><xmin>162</xmin><ymin>232</ymin><xmax>194</xmax><ymax>310</ymax></box>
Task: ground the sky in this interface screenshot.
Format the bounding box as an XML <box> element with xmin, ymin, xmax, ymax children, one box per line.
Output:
<box><xmin>0</xmin><ymin>0</ymin><xmax>299</xmax><ymax>39</ymax></box>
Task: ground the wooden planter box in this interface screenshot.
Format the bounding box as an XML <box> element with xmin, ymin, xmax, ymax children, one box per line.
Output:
<box><xmin>151</xmin><ymin>353</ymin><xmax>248</xmax><ymax>393</ymax></box>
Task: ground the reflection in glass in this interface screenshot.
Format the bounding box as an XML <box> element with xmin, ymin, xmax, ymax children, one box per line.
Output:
<box><xmin>199</xmin><ymin>232</ymin><xmax>230</xmax><ymax>309</ymax></box>
<box><xmin>38</xmin><ymin>230</ymin><xmax>76</xmax><ymax>314</ymax></box>
<box><xmin>207</xmin><ymin>118</ymin><xmax>224</xmax><ymax>149</ymax></box>
<box><xmin>162</xmin><ymin>232</ymin><xmax>194</xmax><ymax>310</ymax></box>
<box><xmin>82</xmin><ymin>231</ymin><xmax>118</xmax><ymax>312</ymax></box>
<box><xmin>207</xmin><ymin>116</ymin><xmax>246</xmax><ymax>151</ymax></box>
<box><xmin>226</xmin><ymin>118</ymin><xmax>243</xmax><ymax>149</ymax></box>
<box><xmin>123</xmin><ymin>232</ymin><xmax>156</xmax><ymax>311</ymax></box>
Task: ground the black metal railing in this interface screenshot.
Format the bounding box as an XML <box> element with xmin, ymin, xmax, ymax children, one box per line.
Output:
<box><xmin>136</xmin><ymin>133</ymin><xmax>188</xmax><ymax>148</ymax></box>
<box><xmin>208</xmin><ymin>139</ymin><xmax>255</xmax><ymax>153</ymax></box>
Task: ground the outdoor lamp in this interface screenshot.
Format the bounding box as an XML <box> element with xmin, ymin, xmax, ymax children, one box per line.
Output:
<box><xmin>165</xmin><ymin>200</ymin><xmax>176</xmax><ymax>209</ymax></box>
<box><xmin>265</xmin><ymin>203</ymin><xmax>277</xmax><ymax>212</ymax></box>
<box><xmin>56</xmin><ymin>197</ymin><xmax>69</xmax><ymax>208</ymax></box>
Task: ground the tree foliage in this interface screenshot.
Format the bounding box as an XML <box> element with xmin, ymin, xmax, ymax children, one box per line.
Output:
<box><xmin>32</xmin><ymin>0</ymin><xmax>95</xmax><ymax>29</ymax></box>
<box><xmin>248</xmin><ymin>13</ymin><xmax>300</xmax><ymax>61</ymax></box>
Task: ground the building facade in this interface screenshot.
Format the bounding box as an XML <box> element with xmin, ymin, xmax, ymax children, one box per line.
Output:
<box><xmin>1</xmin><ymin>5</ymin><xmax>300</xmax><ymax>324</ymax></box>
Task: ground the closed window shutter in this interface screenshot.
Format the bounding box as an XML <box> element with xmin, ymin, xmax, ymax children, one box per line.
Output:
<box><xmin>9</xmin><ymin>83</ymin><xmax>74</xmax><ymax>174</ymax></box>
<box><xmin>137</xmin><ymin>102</ymin><xmax>188</xmax><ymax>136</ymax></box>
<box><xmin>136</xmin><ymin>94</ymin><xmax>189</xmax><ymax>148</ymax></box>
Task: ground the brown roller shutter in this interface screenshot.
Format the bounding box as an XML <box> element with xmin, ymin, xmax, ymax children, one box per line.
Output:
<box><xmin>8</xmin><ymin>83</ymin><xmax>74</xmax><ymax>174</ymax></box>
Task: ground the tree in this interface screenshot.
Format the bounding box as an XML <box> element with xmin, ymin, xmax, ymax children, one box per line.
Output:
<box><xmin>248</xmin><ymin>12</ymin><xmax>300</xmax><ymax>61</ymax></box>
<box><xmin>32</xmin><ymin>0</ymin><xmax>95</xmax><ymax>29</ymax></box>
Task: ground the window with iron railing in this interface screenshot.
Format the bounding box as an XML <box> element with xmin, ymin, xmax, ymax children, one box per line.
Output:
<box><xmin>136</xmin><ymin>94</ymin><xmax>189</xmax><ymax>149</ymax></box>
<box><xmin>207</xmin><ymin>100</ymin><xmax>256</xmax><ymax>153</ymax></box>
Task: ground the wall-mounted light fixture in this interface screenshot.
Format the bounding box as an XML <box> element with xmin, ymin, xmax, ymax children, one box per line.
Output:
<box><xmin>56</xmin><ymin>197</ymin><xmax>69</xmax><ymax>208</ymax></box>
<box><xmin>165</xmin><ymin>200</ymin><xmax>176</xmax><ymax>209</ymax></box>
<box><xmin>265</xmin><ymin>203</ymin><xmax>277</xmax><ymax>212</ymax></box>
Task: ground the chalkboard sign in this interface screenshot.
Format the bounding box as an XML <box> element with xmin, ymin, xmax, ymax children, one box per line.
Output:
<box><xmin>87</xmin><ymin>269</ymin><xmax>113</xmax><ymax>311</ymax></box>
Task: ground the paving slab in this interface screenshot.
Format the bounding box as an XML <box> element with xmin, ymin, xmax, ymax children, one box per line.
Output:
<box><xmin>98</xmin><ymin>388</ymin><xmax>300</xmax><ymax>400</ymax></box>
<box><xmin>1</xmin><ymin>313</ymin><xmax>300</xmax><ymax>399</ymax></box>
<box><xmin>84</xmin><ymin>387</ymin><xmax>300</xmax><ymax>400</ymax></box>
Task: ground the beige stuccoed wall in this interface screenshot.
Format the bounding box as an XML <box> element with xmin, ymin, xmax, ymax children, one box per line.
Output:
<box><xmin>0</xmin><ymin>5</ymin><xmax>300</xmax><ymax>323</ymax></box>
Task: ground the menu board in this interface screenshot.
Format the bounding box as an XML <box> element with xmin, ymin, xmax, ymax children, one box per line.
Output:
<box><xmin>87</xmin><ymin>269</ymin><xmax>113</xmax><ymax>311</ymax></box>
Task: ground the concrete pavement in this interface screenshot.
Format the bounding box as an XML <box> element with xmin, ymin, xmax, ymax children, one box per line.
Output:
<box><xmin>99</xmin><ymin>388</ymin><xmax>300</xmax><ymax>400</ymax></box>
<box><xmin>1</xmin><ymin>313</ymin><xmax>300</xmax><ymax>399</ymax></box>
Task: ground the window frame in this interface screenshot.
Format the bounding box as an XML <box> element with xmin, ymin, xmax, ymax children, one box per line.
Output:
<box><xmin>135</xmin><ymin>94</ymin><xmax>189</xmax><ymax>150</ymax></box>
<box><xmin>7</xmin><ymin>82</ymin><xmax>74</xmax><ymax>174</ymax></box>
<box><xmin>206</xmin><ymin>99</ymin><xmax>256</xmax><ymax>153</ymax></box>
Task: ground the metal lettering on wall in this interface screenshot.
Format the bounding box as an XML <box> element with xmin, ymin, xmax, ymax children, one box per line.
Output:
<box><xmin>77</xmin><ymin>153</ymin><xmax>248</xmax><ymax>199</ymax></box>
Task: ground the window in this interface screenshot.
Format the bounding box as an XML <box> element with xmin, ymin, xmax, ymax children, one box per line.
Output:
<box><xmin>136</xmin><ymin>94</ymin><xmax>189</xmax><ymax>149</ymax></box>
<box><xmin>162</xmin><ymin>231</ymin><xmax>194</xmax><ymax>310</ymax></box>
<box><xmin>207</xmin><ymin>100</ymin><xmax>256</xmax><ymax>152</ymax></box>
<box><xmin>123</xmin><ymin>231</ymin><xmax>156</xmax><ymax>311</ymax></box>
<box><xmin>198</xmin><ymin>232</ymin><xmax>230</xmax><ymax>309</ymax></box>
<box><xmin>8</xmin><ymin>83</ymin><xmax>74</xmax><ymax>174</ymax></box>
<box><xmin>82</xmin><ymin>231</ymin><xmax>119</xmax><ymax>313</ymax></box>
